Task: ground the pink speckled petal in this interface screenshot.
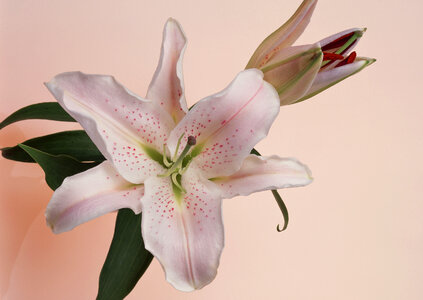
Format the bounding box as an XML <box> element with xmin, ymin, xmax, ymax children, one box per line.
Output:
<box><xmin>213</xmin><ymin>155</ymin><xmax>312</xmax><ymax>198</ymax></box>
<box><xmin>246</xmin><ymin>0</ymin><xmax>317</xmax><ymax>68</ymax></box>
<box><xmin>168</xmin><ymin>69</ymin><xmax>280</xmax><ymax>179</ymax></box>
<box><xmin>140</xmin><ymin>165</ymin><xmax>223</xmax><ymax>291</ymax></box>
<box><xmin>147</xmin><ymin>18</ymin><xmax>188</xmax><ymax>123</ymax></box>
<box><xmin>46</xmin><ymin>161</ymin><xmax>144</xmax><ymax>234</ymax></box>
<box><xmin>45</xmin><ymin>72</ymin><xmax>173</xmax><ymax>183</ymax></box>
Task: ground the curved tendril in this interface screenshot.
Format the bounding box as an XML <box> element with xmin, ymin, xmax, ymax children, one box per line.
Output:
<box><xmin>162</xmin><ymin>144</ymin><xmax>172</xmax><ymax>168</ymax></box>
<box><xmin>171</xmin><ymin>173</ymin><xmax>186</xmax><ymax>193</ymax></box>
<box><xmin>252</xmin><ymin>148</ymin><xmax>289</xmax><ymax>232</ymax></box>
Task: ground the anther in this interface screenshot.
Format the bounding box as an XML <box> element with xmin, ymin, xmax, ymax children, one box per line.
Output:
<box><xmin>347</xmin><ymin>51</ymin><xmax>357</xmax><ymax>64</ymax></box>
<box><xmin>336</xmin><ymin>51</ymin><xmax>357</xmax><ymax>68</ymax></box>
<box><xmin>323</xmin><ymin>52</ymin><xmax>344</xmax><ymax>61</ymax></box>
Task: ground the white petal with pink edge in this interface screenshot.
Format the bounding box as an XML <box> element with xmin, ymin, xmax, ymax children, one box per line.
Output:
<box><xmin>167</xmin><ymin>69</ymin><xmax>280</xmax><ymax>179</ymax></box>
<box><xmin>46</xmin><ymin>161</ymin><xmax>144</xmax><ymax>234</ymax></box>
<box><xmin>212</xmin><ymin>155</ymin><xmax>312</xmax><ymax>198</ymax></box>
<box><xmin>147</xmin><ymin>18</ymin><xmax>188</xmax><ymax>123</ymax></box>
<box><xmin>140</xmin><ymin>165</ymin><xmax>224</xmax><ymax>291</ymax></box>
<box><xmin>46</xmin><ymin>72</ymin><xmax>173</xmax><ymax>183</ymax></box>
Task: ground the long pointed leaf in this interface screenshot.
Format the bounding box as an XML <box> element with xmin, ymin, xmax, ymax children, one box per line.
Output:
<box><xmin>2</xmin><ymin>131</ymin><xmax>104</xmax><ymax>163</ymax></box>
<box><xmin>97</xmin><ymin>209</ymin><xmax>153</xmax><ymax>300</ymax></box>
<box><xmin>0</xmin><ymin>102</ymin><xmax>75</xmax><ymax>130</ymax></box>
<box><xmin>18</xmin><ymin>144</ymin><xmax>99</xmax><ymax>190</ymax></box>
<box><xmin>251</xmin><ymin>147</ymin><xmax>289</xmax><ymax>231</ymax></box>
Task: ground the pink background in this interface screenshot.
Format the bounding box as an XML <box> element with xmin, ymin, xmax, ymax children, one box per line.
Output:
<box><xmin>1</xmin><ymin>0</ymin><xmax>422</xmax><ymax>299</ymax></box>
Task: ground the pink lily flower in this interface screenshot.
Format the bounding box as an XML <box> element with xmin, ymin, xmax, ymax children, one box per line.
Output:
<box><xmin>44</xmin><ymin>19</ymin><xmax>312</xmax><ymax>291</ymax></box>
<box><xmin>247</xmin><ymin>0</ymin><xmax>376</xmax><ymax>105</ymax></box>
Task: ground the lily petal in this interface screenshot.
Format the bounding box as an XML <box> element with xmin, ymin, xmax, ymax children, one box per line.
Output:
<box><xmin>168</xmin><ymin>69</ymin><xmax>280</xmax><ymax>178</ymax></box>
<box><xmin>147</xmin><ymin>18</ymin><xmax>188</xmax><ymax>123</ymax></box>
<box><xmin>141</xmin><ymin>165</ymin><xmax>223</xmax><ymax>291</ymax></box>
<box><xmin>261</xmin><ymin>44</ymin><xmax>323</xmax><ymax>105</ymax></box>
<box><xmin>46</xmin><ymin>72</ymin><xmax>174</xmax><ymax>183</ymax></box>
<box><xmin>212</xmin><ymin>155</ymin><xmax>312</xmax><ymax>198</ymax></box>
<box><xmin>296</xmin><ymin>57</ymin><xmax>376</xmax><ymax>103</ymax></box>
<box><xmin>246</xmin><ymin>0</ymin><xmax>317</xmax><ymax>68</ymax></box>
<box><xmin>46</xmin><ymin>161</ymin><xmax>143</xmax><ymax>234</ymax></box>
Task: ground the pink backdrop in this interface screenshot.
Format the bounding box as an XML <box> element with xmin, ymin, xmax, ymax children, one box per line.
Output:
<box><xmin>1</xmin><ymin>0</ymin><xmax>422</xmax><ymax>299</ymax></box>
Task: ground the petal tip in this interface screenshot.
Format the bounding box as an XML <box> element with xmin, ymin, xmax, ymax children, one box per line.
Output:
<box><xmin>367</xmin><ymin>57</ymin><xmax>376</xmax><ymax>65</ymax></box>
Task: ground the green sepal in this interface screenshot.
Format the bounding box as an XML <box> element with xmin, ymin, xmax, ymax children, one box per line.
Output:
<box><xmin>0</xmin><ymin>102</ymin><xmax>75</xmax><ymax>130</ymax></box>
<box><xmin>250</xmin><ymin>147</ymin><xmax>289</xmax><ymax>231</ymax></box>
<box><xmin>97</xmin><ymin>209</ymin><xmax>153</xmax><ymax>300</ymax></box>
<box><xmin>18</xmin><ymin>144</ymin><xmax>99</xmax><ymax>190</ymax></box>
<box><xmin>2</xmin><ymin>130</ymin><xmax>104</xmax><ymax>163</ymax></box>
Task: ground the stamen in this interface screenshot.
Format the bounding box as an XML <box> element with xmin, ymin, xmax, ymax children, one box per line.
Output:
<box><xmin>321</xmin><ymin>32</ymin><xmax>355</xmax><ymax>52</ymax></box>
<box><xmin>323</xmin><ymin>52</ymin><xmax>344</xmax><ymax>61</ymax></box>
<box><xmin>320</xmin><ymin>30</ymin><xmax>362</xmax><ymax>69</ymax></box>
<box><xmin>158</xmin><ymin>135</ymin><xmax>197</xmax><ymax>178</ymax></box>
<box><xmin>171</xmin><ymin>173</ymin><xmax>186</xmax><ymax>193</ymax></box>
<box><xmin>179</xmin><ymin>159</ymin><xmax>193</xmax><ymax>175</ymax></box>
<box><xmin>172</xmin><ymin>133</ymin><xmax>185</xmax><ymax>162</ymax></box>
<box><xmin>162</xmin><ymin>144</ymin><xmax>172</xmax><ymax>167</ymax></box>
<box><xmin>336</xmin><ymin>51</ymin><xmax>357</xmax><ymax>68</ymax></box>
<box><xmin>334</xmin><ymin>32</ymin><xmax>362</xmax><ymax>56</ymax></box>
<box><xmin>347</xmin><ymin>51</ymin><xmax>357</xmax><ymax>63</ymax></box>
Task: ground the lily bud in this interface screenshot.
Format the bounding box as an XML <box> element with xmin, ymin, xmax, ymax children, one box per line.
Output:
<box><xmin>246</xmin><ymin>0</ymin><xmax>317</xmax><ymax>69</ymax></box>
<box><xmin>247</xmin><ymin>0</ymin><xmax>375</xmax><ymax>105</ymax></box>
<box><xmin>260</xmin><ymin>44</ymin><xmax>323</xmax><ymax>105</ymax></box>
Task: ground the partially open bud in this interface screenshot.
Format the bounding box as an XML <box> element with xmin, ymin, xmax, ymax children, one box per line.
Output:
<box><xmin>246</xmin><ymin>0</ymin><xmax>375</xmax><ymax>105</ymax></box>
<box><xmin>293</xmin><ymin>28</ymin><xmax>375</xmax><ymax>104</ymax></box>
<box><xmin>261</xmin><ymin>44</ymin><xmax>323</xmax><ymax>105</ymax></box>
<box><xmin>246</xmin><ymin>0</ymin><xmax>317</xmax><ymax>69</ymax></box>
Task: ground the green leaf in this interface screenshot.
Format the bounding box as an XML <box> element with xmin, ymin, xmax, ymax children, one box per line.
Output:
<box><xmin>0</xmin><ymin>102</ymin><xmax>75</xmax><ymax>130</ymax></box>
<box><xmin>97</xmin><ymin>209</ymin><xmax>153</xmax><ymax>300</ymax></box>
<box><xmin>18</xmin><ymin>144</ymin><xmax>99</xmax><ymax>190</ymax></box>
<box><xmin>2</xmin><ymin>131</ymin><xmax>104</xmax><ymax>163</ymax></box>
<box><xmin>250</xmin><ymin>147</ymin><xmax>289</xmax><ymax>231</ymax></box>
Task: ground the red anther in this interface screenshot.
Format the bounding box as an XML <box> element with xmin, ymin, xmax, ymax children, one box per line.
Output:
<box><xmin>347</xmin><ymin>51</ymin><xmax>357</xmax><ymax>63</ymax></box>
<box><xmin>336</xmin><ymin>51</ymin><xmax>357</xmax><ymax>68</ymax></box>
<box><xmin>323</xmin><ymin>52</ymin><xmax>345</xmax><ymax>61</ymax></box>
<box><xmin>321</xmin><ymin>32</ymin><xmax>355</xmax><ymax>52</ymax></box>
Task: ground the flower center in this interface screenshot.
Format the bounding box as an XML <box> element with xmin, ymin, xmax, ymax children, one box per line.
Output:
<box><xmin>158</xmin><ymin>134</ymin><xmax>197</xmax><ymax>193</ymax></box>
